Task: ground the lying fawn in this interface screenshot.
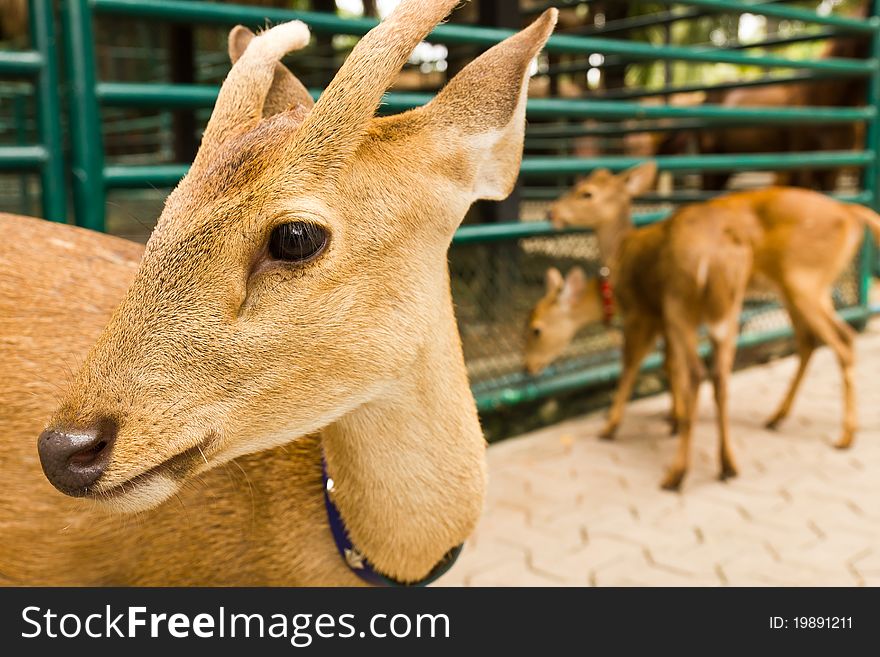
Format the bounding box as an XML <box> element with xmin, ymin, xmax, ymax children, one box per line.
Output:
<box><xmin>0</xmin><ymin>3</ymin><xmax>558</xmax><ymax>585</ymax></box>
<box><xmin>540</xmin><ymin>162</ymin><xmax>880</xmax><ymax>489</ymax></box>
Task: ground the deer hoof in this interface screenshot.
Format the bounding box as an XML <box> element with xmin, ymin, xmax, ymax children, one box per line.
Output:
<box><xmin>660</xmin><ymin>469</ymin><xmax>685</xmax><ymax>492</ymax></box>
<box><xmin>719</xmin><ymin>463</ymin><xmax>739</xmax><ymax>481</ymax></box>
<box><xmin>598</xmin><ymin>425</ymin><xmax>617</xmax><ymax>441</ymax></box>
<box><xmin>764</xmin><ymin>415</ymin><xmax>783</xmax><ymax>431</ymax></box>
<box><xmin>834</xmin><ymin>431</ymin><xmax>855</xmax><ymax>450</ymax></box>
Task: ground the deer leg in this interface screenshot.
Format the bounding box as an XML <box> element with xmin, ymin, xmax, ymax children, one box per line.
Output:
<box><xmin>600</xmin><ymin>318</ymin><xmax>658</xmax><ymax>440</ymax></box>
<box><xmin>663</xmin><ymin>336</ymin><xmax>684</xmax><ymax>435</ymax></box>
<box><xmin>765</xmin><ymin>308</ymin><xmax>816</xmax><ymax>430</ymax></box>
<box><xmin>788</xmin><ymin>291</ymin><xmax>856</xmax><ymax>449</ymax></box>
<box><xmin>659</xmin><ymin>311</ymin><xmax>703</xmax><ymax>491</ymax></box>
<box><xmin>708</xmin><ymin>314</ymin><xmax>741</xmax><ymax>481</ymax></box>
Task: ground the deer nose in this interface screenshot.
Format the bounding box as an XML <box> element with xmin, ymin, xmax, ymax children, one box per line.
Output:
<box><xmin>37</xmin><ymin>421</ymin><xmax>117</xmax><ymax>496</ymax></box>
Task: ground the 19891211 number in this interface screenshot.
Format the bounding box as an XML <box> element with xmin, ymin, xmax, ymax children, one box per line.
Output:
<box><xmin>770</xmin><ymin>617</ymin><xmax>852</xmax><ymax>630</ymax></box>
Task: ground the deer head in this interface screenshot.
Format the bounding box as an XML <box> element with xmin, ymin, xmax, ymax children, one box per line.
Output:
<box><xmin>37</xmin><ymin>1</ymin><xmax>558</xmax><ymax>513</ymax></box>
<box><xmin>524</xmin><ymin>266</ymin><xmax>602</xmax><ymax>375</ymax></box>
<box><xmin>547</xmin><ymin>160</ymin><xmax>657</xmax><ymax>266</ymax></box>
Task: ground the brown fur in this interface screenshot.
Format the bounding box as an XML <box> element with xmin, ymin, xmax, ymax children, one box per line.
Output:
<box><xmin>544</xmin><ymin>163</ymin><xmax>878</xmax><ymax>489</ymax></box>
<box><xmin>0</xmin><ymin>3</ymin><xmax>558</xmax><ymax>585</ymax></box>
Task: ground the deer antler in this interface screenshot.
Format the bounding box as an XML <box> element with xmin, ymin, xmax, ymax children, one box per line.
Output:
<box><xmin>194</xmin><ymin>20</ymin><xmax>310</xmax><ymax>168</ymax></box>
<box><xmin>227</xmin><ymin>25</ymin><xmax>315</xmax><ymax>118</ymax></box>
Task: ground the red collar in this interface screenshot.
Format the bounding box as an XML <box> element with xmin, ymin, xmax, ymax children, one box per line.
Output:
<box><xmin>598</xmin><ymin>266</ymin><xmax>614</xmax><ymax>326</ymax></box>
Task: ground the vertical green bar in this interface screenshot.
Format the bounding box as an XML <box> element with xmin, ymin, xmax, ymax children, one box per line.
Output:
<box><xmin>860</xmin><ymin>0</ymin><xmax>880</xmax><ymax>308</ymax></box>
<box><xmin>29</xmin><ymin>0</ymin><xmax>66</xmax><ymax>222</ymax></box>
<box><xmin>12</xmin><ymin>92</ymin><xmax>32</xmax><ymax>216</ymax></box>
<box><xmin>63</xmin><ymin>0</ymin><xmax>106</xmax><ymax>232</ymax></box>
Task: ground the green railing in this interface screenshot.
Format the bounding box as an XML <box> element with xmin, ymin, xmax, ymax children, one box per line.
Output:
<box><xmin>0</xmin><ymin>0</ymin><xmax>65</xmax><ymax>221</ymax></box>
<box><xmin>14</xmin><ymin>0</ymin><xmax>879</xmax><ymax>414</ymax></box>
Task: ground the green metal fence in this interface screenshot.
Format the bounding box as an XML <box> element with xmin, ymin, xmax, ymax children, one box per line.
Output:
<box><xmin>0</xmin><ymin>0</ymin><xmax>65</xmax><ymax>221</ymax></box>
<box><xmin>5</xmin><ymin>0</ymin><xmax>880</xmax><ymax>416</ymax></box>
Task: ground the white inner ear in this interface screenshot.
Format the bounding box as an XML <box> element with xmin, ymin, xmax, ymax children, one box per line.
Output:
<box><xmin>469</xmin><ymin>74</ymin><xmax>530</xmax><ymax>201</ymax></box>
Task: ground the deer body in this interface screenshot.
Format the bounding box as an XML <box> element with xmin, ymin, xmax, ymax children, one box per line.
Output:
<box><xmin>541</xmin><ymin>168</ymin><xmax>880</xmax><ymax>489</ymax></box>
<box><xmin>0</xmin><ymin>3</ymin><xmax>558</xmax><ymax>585</ymax></box>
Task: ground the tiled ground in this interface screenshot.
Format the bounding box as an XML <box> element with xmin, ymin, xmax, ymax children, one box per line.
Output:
<box><xmin>440</xmin><ymin>319</ymin><xmax>880</xmax><ymax>586</ymax></box>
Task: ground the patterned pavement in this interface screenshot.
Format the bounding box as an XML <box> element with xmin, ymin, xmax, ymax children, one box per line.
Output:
<box><xmin>440</xmin><ymin>319</ymin><xmax>880</xmax><ymax>586</ymax></box>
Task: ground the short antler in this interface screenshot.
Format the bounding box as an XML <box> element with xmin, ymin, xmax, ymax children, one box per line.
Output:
<box><xmin>227</xmin><ymin>25</ymin><xmax>315</xmax><ymax>118</ymax></box>
<box><xmin>296</xmin><ymin>0</ymin><xmax>460</xmax><ymax>167</ymax></box>
<box><xmin>194</xmin><ymin>20</ymin><xmax>310</xmax><ymax>168</ymax></box>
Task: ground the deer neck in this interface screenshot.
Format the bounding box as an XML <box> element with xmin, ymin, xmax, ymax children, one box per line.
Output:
<box><xmin>572</xmin><ymin>280</ymin><xmax>606</xmax><ymax>329</ymax></box>
<box><xmin>318</xmin><ymin>287</ymin><xmax>486</xmax><ymax>584</ymax></box>
<box><xmin>595</xmin><ymin>204</ymin><xmax>635</xmax><ymax>279</ymax></box>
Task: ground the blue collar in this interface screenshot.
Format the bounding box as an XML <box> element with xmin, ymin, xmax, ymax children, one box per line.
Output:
<box><xmin>321</xmin><ymin>457</ymin><xmax>463</xmax><ymax>587</ymax></box>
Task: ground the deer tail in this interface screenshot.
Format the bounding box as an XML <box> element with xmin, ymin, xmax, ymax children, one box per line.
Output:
<box><xmin>849</xmin><ymin>203</ymin><xmax>880</xmax><ymax>244</ymax></box>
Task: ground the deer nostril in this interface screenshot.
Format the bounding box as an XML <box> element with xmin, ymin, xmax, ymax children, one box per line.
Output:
<box><xmin>37</xmin><ymin>419</ymin><xmax>118</xmax><ymax>496</ymax></box>
<box><xmin>68</xmin><ymin>440</ymin><xmax>110</xmax><ymax>467</ymax></box>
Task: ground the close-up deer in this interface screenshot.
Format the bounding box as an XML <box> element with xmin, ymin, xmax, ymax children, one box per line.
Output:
<box><xmin>0</xmin><ymin>1</ymin><xmax>558</xmax><ymax>585</ymax></box>
<box><xmin>532</xmin><ymin>163</ymin><xmax>880</xmax><ymax>489</ymax></box>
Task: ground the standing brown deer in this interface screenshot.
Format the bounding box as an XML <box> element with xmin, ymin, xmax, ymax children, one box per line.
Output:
<box><xmin>0</xmin><ymin>2</ymin><xmax>558</xmax><ymax>585</ymax></box>
<box><xmin>540</xmin><ymin>162</ymin><xmax>880</xmax><ymax>489</ymax></box>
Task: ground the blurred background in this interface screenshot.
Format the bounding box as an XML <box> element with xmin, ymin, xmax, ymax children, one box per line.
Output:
<box><xmin>1</xmin><ymin>0</ymin><xmax>877</xmax><ymax>441</ymax></box>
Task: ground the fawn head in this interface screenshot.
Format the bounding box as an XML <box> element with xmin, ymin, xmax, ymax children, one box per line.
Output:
<box><xmin>547</xmin><ymin>161</ymin><xmax>657</xmax><ymax>230</ymax></box>
<box><xmin>38</xmin><ymin>1</ymin><xmax>558</xmax><ymax>510</ymax></box>
<box><xmin>524</xmin><ymin>266</ymin><xmax>601</xmax><ymax>375</ymax></box>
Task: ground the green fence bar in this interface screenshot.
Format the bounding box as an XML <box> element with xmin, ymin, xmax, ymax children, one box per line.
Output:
<box><xmin>96</xmin><ymin>82</ymin><xmax>874</xmax><ymax>128</ymax></box>
<box><xmin>859</xmin><ymin>0</ymin><xmax>880</xmax><ymax>308</ymax></box>
<box><xmin>526</xmin><ymin>120</ymin><xmax>710</xmax><ymax>139</ymax></box>
<box><xmin>29</xmin><ymin>0</ymin><xmax>66</xmax><ymax>222</ymax></box>
<box><xmin>64</xmin><ymin>0</ymin><xmax>106</xmax><ymax>231</ymax></box>
<box><xmin>0</xmin><ymin>145</ymin><xmax>48</xmax><ymax>170</ymax></box>
<box><xmin>523</xmin><ymin>98</ymin><xmax>873</xmax><ymax>122</ymax></box>
<box><xmin>670</xmin><ymin>0</ymin><xmax>879</xmax><ymax>33</ymax></box>
<box><xmin>103</xmin><ymin>151</ymin><xmax>871</xmax><ymax>191</ymax></box>
<box><xmin>0</xmin><ymin>1</ymin><xmax>65</xmax><ymax>221</ymax></box>
<box><xmin>103</xmin><ymin>164</ymin><xmax>188</xmax><ymax>189</ymax></box>
<box><xmin>96</xmin><ymin>82</ymin><xmax>219</xmax><ymax>108</ymax></box>
<box><xmin>522</xmin><ymin>187</ymin><xmax>875</xmax><ymax>203</ymax></box>
<box><xmin>589</xmin><ymin>71</ymin><xmax>840</xmax><ymax>101</ymax></box>
<box><xmin>520</xmin><ymin>152</ymin><xmax>873</xmax><ymax>177</ymax></box>
<box><xmin>725</xmin><ymin>29</ymin><xmax>839</xmax><ymax>51</ymax></box>
<box><xmin>0</xmin><ymin>51</ymin><xmax>43</xmax><ymax>77</ymax></box>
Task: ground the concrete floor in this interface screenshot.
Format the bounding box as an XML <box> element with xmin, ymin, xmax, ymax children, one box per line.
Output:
<box><xmin>439</xmin><ymin>319</ymin><xmax>880</xmax><ymax>586</ymax></box>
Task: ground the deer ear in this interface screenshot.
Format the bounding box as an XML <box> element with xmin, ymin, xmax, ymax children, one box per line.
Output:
<box><xmin>410</xmin><ymin>9</ymin><xmax>557</xmax><ymax>201</ymax></box>
<box><xmin>559</xmin><ymin>267</ymin><xmax>587</xmax><ymax>307</ymax></box>
<box><xmin>618</xmin><ymin>161</ymin><xmax>658</xmax><ymax>197</ymax></box>
<box><xmin>227</xmin><ymin>25</ymin><xmax>314</xmax><ymax>117</ymax></box>
<box><xmin>545</xmin><ymin>267</ymin><xmax>564</xmax><ymax>294</ymax></box>
<box><xmin>228</xmin><ymin>24</ymin><xmax>255</xmax><ymax>62</ymax></box>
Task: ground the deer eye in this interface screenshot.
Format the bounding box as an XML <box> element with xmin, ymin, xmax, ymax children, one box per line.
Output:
<box><xmin>532</xmin><ymin>327</ymin><xmax>542</xmax><ymax>338</ymax></box>
<box><xmin>580</xmin><ymin>190</ymin><xmax>593</xmax><ymax>199</ymax></box>
<box><xmin>268</xmin><ymin>222</ymin><xmax>328</xmax><ymax>263</ymax></box>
